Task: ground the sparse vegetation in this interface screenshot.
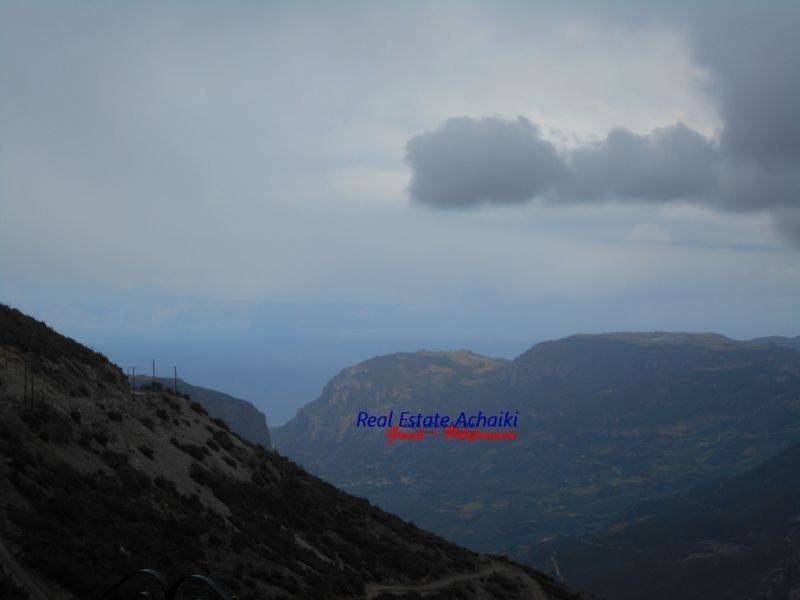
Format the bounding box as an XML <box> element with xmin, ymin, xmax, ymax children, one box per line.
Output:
<box><xmin>163</xmin><ymin>395</ymin><xmax>180</xmax><ymax>412</ymax></box>
<box><xmin>91</xmin><ymin>428</ymin><xmax>109</xmax><ymax>447</ymax></box>
<box><xmin>212</xmin><ymin>417</ymin><xmax>229</xmax><ymax>431</ymax></box>
<box><xmin>172</xmin><ymin>439</ymin><xmax>208</xmax><ymax>462</ymax></box>
<box><xmin>0</xmin><ymin>303</ymin><xmax>123</xmax><ymax>385</ymax></box>
<box><xmin>212</xmin><ymin>429</ymin><xmax>234</xmax><ymax>451</ymax></box>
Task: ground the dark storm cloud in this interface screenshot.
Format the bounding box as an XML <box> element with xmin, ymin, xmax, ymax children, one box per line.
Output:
<box><xmin>688</xmin><ymin>2</ymin><xmax>800</xmax><ymax>245</ymax></box>
<box><xmin>689</xmin><ymin>4</ymin><xmax>800</xmax><ymax>162</ymax></box>
<box><xmin>715</xmin><ymin>159</ymin><xmax>800</xmax><ymax>212</ymax></box>
<box><xmin>405</xmin><ymin>119</ymin><xmax>719</xmax><ymax>207</ymax></box>
<box><xmin>405</xmin><ymin>117</ymin><xmax>566</xmax><ymax>208</ymax></box>
<box><xmin>406</xmin><ymin>3</ymin><xmax>800</xmax><ymax>246</ymax></box>
<box><xmin>566</xmin><ymin>123</ymin><xmax>718</xmax><ymax>202</ymax></box>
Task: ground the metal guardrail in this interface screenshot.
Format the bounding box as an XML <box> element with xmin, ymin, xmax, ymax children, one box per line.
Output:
<box><xmin>96</xmin><ymin>569</ymin><xmax>167</xmax><ymax>600</ymax></box>
<box><xmin>97</xmin><ymin>570</ymin><xmax>235</xmax><ymax>600</ymax></box>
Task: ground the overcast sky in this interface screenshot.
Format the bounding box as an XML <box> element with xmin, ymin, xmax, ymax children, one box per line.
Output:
<box><xmin>2</xmin><ymin>1</ymin><xmax>799</xmax><ymax>347</ymax></box>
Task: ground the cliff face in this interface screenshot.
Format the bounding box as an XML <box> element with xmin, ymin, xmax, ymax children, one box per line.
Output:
<box><xmin>0</xmin><ymin>304</ymin><xmax>581</xmax><ymax>600</ymax></box>
<box><xmin>132</xmin><ymin>375</ymin><xmax>272</xmax><ymax>448</ymax></box>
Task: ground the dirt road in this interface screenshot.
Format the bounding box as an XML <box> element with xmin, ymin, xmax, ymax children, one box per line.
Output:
<box><xmin>364</xmin><ymin>559</ymin><xmax>547</xmax><ymax>599</ymax></box>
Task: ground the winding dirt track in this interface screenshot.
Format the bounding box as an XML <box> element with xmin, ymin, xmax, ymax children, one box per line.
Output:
<box><xmin>3</xmin><ymin>529</ymin><xmax>548</xmax><ymax>600</ymax></box>
<box><xmin>364</xmin><ymin>560</ymin><xmax>547</xmax><ymax>599</ymax></box>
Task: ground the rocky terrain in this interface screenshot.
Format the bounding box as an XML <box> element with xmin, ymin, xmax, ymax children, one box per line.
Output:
<box><xmin>131</xmin><ymin>374</ymin><xmax>272</xmax><ymax>448</ymax></box>
<box><xmin>0</xmin><ymin>304</ymin><xmax>584</xmax><ymax>600</ymax></box>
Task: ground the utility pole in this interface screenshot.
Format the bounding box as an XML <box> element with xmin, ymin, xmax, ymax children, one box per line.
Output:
<box><xmin>174</xmin><ymin>366</ymin><xmax>178</xmax><ymax>394</ymax></box>
<box><xmin>131</xmin><ymin>366</ymin><xmax>137</xmax><ymax>394</ymax></box>
<box><xmin>152</xmin><ymin>359</ymin><xmax>155</xmax><ymax>383</ymax></box>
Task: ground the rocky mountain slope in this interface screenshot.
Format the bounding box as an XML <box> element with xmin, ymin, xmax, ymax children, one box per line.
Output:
<box><xmin>131</xmin><ymin>374</ymin><xmax>272</xmax><ymax>447</ymax></box>
<box><xmin>0</xmin><ymin>304</ymin><xmax>583</xmax><ymax>600</ymax></box>
<box><xmin>273</xmin><ymin>333</ymin><xmax>800</xmax><ymax>566</ymax></box>
<box><xmin>536</xmin><ymin>441</ymin><xmax>800</xmax><ymax>599</ymax></box>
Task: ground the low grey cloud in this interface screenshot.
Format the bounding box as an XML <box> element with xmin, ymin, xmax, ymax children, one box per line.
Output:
<box><xmin>566</xmin><ymin>123</ymin><xmax>718</xmax><ymax>202</ymax></box>
<box><xmin>405</xmin><ymin>118</ymin><xmax>720</xmax><ymax>207</ymax></box>
<box><xmin>405</xmin><ymin>117</ymin><xmax>566</xmax><ymax>209</ymax></box>
<box><xmin>405</xmin><ymin>3</ymin><xmax>800</xmax><ymax>247</ymax></box>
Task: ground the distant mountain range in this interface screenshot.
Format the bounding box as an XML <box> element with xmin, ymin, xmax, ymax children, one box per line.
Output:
<box><xmin>753</xmin><ymin>335</ymin><xmax>800</xmax><ymax>352</ymax></box>
<box><xmin>0</xmin><ymin>303</ymin><xmax>582</xmax><ymax>599</ymax></box>
<box><xmin>130</xmin><ymin>374</ymin><xmax>272</xmax><ymax>448</ymax></box>
<box><xmin>537</xmin><ymin>440</ymin><xmax>800</xmax><ymax>599</ymax></box>
<box><xmin>273</xmin><ymin>331</ymin><xmax>800</xmax><ymax>594</ymax></box>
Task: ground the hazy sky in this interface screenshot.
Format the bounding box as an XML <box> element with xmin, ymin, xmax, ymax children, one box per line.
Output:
<box><xmin>2</xmin><ymin>2</ymin><xmax>799</xmax><ymax>370</ymax></box>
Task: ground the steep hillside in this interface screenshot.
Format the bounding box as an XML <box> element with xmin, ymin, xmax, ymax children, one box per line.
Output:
<box><xmin>536</xmin><ymin>442</ymin><xmax>800</xmax><ymax>599</ymax></box>
<box><xmin>132</xmin><ymin>374</ymin><xmax>272</xmax><ymax>447</ymax></box>
<box><xmin>273</xmin><ymin>333</ymin><xmax>800</xmax><ymax>563</ymax></box>
<box><xmin>0</xmin><ymin>304</ymin><xmax>582</xmax><ymax>600</ymax></box>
